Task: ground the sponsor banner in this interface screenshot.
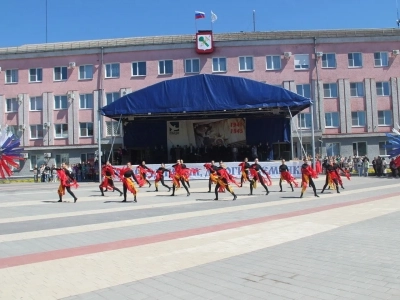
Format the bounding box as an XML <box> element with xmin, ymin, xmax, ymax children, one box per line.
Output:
<box><xmin>114</xmin><ymin>161</ymin><xmax>304</xmax><ymax>181</ymax></box>
<box><xmin>167</xmin><ymin>118</ymin><xmax>246</xmax><ymax>150</ymax></box>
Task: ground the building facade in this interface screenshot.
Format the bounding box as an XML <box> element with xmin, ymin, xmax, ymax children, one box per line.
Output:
<box><xmin>0</xmin><ymin>28</ymin><xmax>399</xmax><ymax>175</ymax></box>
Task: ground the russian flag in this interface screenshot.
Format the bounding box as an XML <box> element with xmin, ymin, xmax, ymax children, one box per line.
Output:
<box><xmin>195</xmin><ymin>11</ymin><xmax>205</xmax><ymax>19</ymax></box>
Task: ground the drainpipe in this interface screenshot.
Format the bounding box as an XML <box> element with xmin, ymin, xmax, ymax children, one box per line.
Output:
<box><xmin>97</xmin><ymin>47</ymin><xmax>104</xmax><ymax>183</ymax></box>
<box><xmin>313</xmin><ymin>37</ymin><xmax>322</xmax><ymax>163</ymax></box>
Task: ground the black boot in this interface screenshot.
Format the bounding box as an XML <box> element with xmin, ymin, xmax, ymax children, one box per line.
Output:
<box><xmin>134</xmin><ymin>196</ymin><xmax>137</xmax><ymax>202</ymax></box>
<box><xmin>233</xmin><ymin>194</ymin><xmax>237</xmax><ymax>201</ymax></box>
<box><xmin>74</xmin><ymin>197</ymin><xmax>78</xmax><ymax>203</ymax></box>
<box><xmin>300</xmin><ymin>192</ymin><xmax>303</xmax><ymax>198</ymax></box>
<box><xmin>315</xmin><ymin>193</ymin><xmax>319</xmax><ymax>197</ymax></box>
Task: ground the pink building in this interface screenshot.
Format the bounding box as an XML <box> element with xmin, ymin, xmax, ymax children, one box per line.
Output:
<box><xmin>0</xmin><ymin>28</ymin><xmax>398</xmax><ymax>175</ymax></box>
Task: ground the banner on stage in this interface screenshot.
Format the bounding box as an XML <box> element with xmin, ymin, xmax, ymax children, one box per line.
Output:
<box><xmin>167</xmin><ymin>118</ymin><xmax>246</xmax><ymax>150</ymax></box>
<box><xmin>114</xmin><ymin>161</ymin><xmax>304</xmax><ymax>180</ymax></box>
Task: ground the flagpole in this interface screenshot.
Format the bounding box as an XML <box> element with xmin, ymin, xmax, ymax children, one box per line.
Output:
<box><xmin>195</xmin><ymin>17</ymin><xmax>197</xmax><ymax>33</ymax></box>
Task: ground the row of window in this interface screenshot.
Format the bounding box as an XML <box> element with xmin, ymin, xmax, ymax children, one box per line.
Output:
<box><xmin>298</xmin><ymin>110</ymin><xmax>392</xmax><ymax>129</ymax></box>
<box><xmin>3</xmin><ymin>79</ymin><xmax>392</xmax><ymax>113</ymax></box>
<box><xmin>6</xmin><ymin>122</ymin><xmax>120</xmax><ymax>139</ymax></box>
<box><xmin>30</xmin><ymin>152</ymin><xmax>96</xmax><ymax>170</ymax></box>
<box><xmin>2</xmin><ymin>51</ymin><xmax>392</xmax><ymax>84</ymax></box>
<box><xmin>301</xmin><ymin>141</ymin><xmax>389</xmax><ymax>157</ymax></box>
<box><xmin>4</xmin><ymin>92</ymin><xmax>122</xmax><ymax>112</ymax></box>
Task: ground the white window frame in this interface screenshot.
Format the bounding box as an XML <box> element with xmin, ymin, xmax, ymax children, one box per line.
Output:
<box><xmin>79</xmin><ymin>122</ymin><xmax>94</xmax><ymax>137</ymax></box>
<box><xmin>326</xmin><ymin>142</ymin><xmax>341</xmax><ymax>157</ymax></box>
<box><xmin>79</xmin><ymin>65</ymin><xmax>93</xmax><ymax>80</ymax></box>
<box><xmin>53</xmin><ymin>66</ymin><xmax>68</xmax><ymax>81</ymax></box>
<box><xmin>378</xmin><ymin>110</ymin><xmax>392</xmax><ymax>126</ymax></box>
<box><xmin>5</xmin><ymin>69</ymin><xmax>18</xmax><ymax>84</ymax></box>
<box><xmin>29</xmin><ymin>68</ymin><xmax>43</xmax><ymax>83</ymax></box>
<box><xmin>30</xmin><ymin>125</ymin><xmax>44</xmax><ymax>139</ymax></box>
<box><xmin>294</xmin><ymin>54</ymin><xmax>309</xmax><ymax>70</ymax></box>
<box><xmin>54</xmin><ymin>124</ymin><xmax>68</xmax><ymax>138</ymax></box>
<box><xmin>348</xmin><ymin>52</ymin><xmax>363</xmax><ymax>68</ymax></box>
<box><xmin>376</xmin><ymin>81</ymin><xmax>391</xmax><ymax>96</ymax></box>
<box><xmin>351</xmin><ymin>111</ymin><xmax>366</xmax><ymax>127</ymax></box>
<box><xmin>131</xmin><ymin>61</ymin><xmax>146</xmax><ymax>77</ymax></box>
<box><xmin>298</xmin><ymin>113</ymin><xmax>312</xmax><ymax>129</ymax></box>
<box><xmin>55</xmin><ymin>154</ymin><xmax>69</xmax><ymax>166</ymax></box>
<box><xmin>353</xmin><ymin>141</ymin><xmax>367</xmax><ymax>157</ymax></box>
<box><xmin>296</xmin><ymin>84</ymin><xmax>311</xmax><ymax>98</ymax></box>
<box><xmin>29</xmin><ymin>96</ymin><xmax>43</xmax><ymax>111</ymax></box>
<box><xmin>106</xmin><ymin>121</ymin><xmax>122</xmax><ymax>136</ymax></box>
<box><xmin>158</xmin><ymin>60</ymin><xmax>173</xmax><ymax>75</ymax></box>
<box><xmin>266</xmin><ymin>55</ymin><xmax>281</xmax><ymax>70</ymax></box>
<box><xmin>350</xmin><ymin>82</ymin><xmax>365</xmax><ymax>97</ymax></box>
<box><xmin>212</xmin><ymin>57</ymin><xmax>227</xmax><ymax>73</ymax></box>
<box><xmin>54</xmin><ymin>95</ymin><xmax>68</xmax><ymax>110</ymax></box>
<box><xmin>238</xmin><ymin>56</ymin><xmax>254</xmax><ymax>71</ymax></box>
<box><xmin>79</xmin><ymin>93</ymin><xmax>94</xmax><ymax>109</ymax></box>
<box><xmin>184</xmin><ymin>58</ymin><xmax>200</xmax><ymax>74</ymax></box>
<box><xmin>379</xmin><ymin>141</ymin><xmax>389</xmax><ymax>155</ymax></box>
<box><xmin>321</xmin><ymin>53</ymin><xmax>336</xmax><ymax>68</ymax></box>
<box><xmin>106</xmin><ymin>92</ymin><xmax>120</xmax><ymax>105</ymax></box>
<box><xmin>323</xmin><ymin>83</ymin><xmax>338</xmax><ymax>98</ymax></box>
<box><xmin>105</xmin><ymin>63</ymin><xmax>120</xmax><ymax>78</ymax></box>
<box><xmin>30</xmin><ymin>154</ymin><xmax>37</xmax><ymax>170</ymax></box>
<box><xmin>6</xmin><ymin>98</ymin><xmax>18</xmax><ymax>112</ymax></box>
<box><xmin>374</xmin><ymin>52</ymin><xmax>389</xmax><ymax>67</ymax></box>
<box><xmin>325</xmin><ymin>112</ymin><xmax>340</xmax><ymax>128</ymax></box>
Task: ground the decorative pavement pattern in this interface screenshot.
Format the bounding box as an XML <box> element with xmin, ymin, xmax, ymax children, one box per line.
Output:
<box><xmin>0</xmin><ymin>176</ymin><xmax>400</xmax><ymax>300</ymax></box>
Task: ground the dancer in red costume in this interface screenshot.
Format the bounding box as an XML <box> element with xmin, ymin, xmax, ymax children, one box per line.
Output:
<box><xmin>136</xmin><ymin>161</ymin><xmax>154</xmax><ymax>188</ymax></box>
<box><xmin>56</xmin><ymin>163</ymin><xmax>78</xmax><ymax>203</ymax></box>
<box><xmin>204</xmin><ymin>160</ymin><xmax>225</xmax><ymax>193</ymax></box>
<box><xmin>249</xmin><ymin>158</ymin><xmax>271</xmax><ymax>196</ymax></box>
<box><xmin>315</xmin><ymin>158</ymin><xmax>323</xmax><ymax>174</ymax></box>
<box><xmin>119</xmin><ymin>162</ymin><xmax>138</xmax><ymax>202</ymax></box>
<box><xmin>213</xmin><ymin>161</ymin><xmax>238</xmax><ymax>201</ymax></box>
<box><xmin>321</xmin><ymin>159</ymin><xmax>340</xmax><ymax>194</ymax></box>
<box><xmin>332</xmin><ymin>161</ymin><xmax>350</xmax><ymax>189</ymax></box>
<box><xmin>279</xmin><ymin>159</ymin><xmax>298</xmax><ymax>192</ymax></box>
<box><xmin>170</xmin><ymin>160</ymin><xmax>190</xmax><ymax>196</ymax></box>
<box><xmin>300</xmin><ymin>158</ymin><xmax>319</xmax><ymax>198</ymax></box>
<box><xmin>238</xmin><ymin>157</ymin><xmax>251</xmax><ymax>187</ymax></box>
<box><xmin>99</xmin><ymin>161</ymin><xmax>123</xmax><ymax>196</ymax></box>
<box><xmin>179</xmin><ymin>159</ymin><xmax>191</xmax><ymax>188</ymax></box>
<box><xmin>154</xmin><ymin>163</ymin><xmax>171</xmax><ymax>192</ymax></box>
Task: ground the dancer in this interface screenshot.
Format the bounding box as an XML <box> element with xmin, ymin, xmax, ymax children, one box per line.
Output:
<box><xmin>137</xmin><ymin>161</ymin><xmax>153</xmax><ymax>188</ymax></box>
<box><xmin>56</xmin><ymin>162</ymin><xmax>78</xmax><ymax>203</ymax></box>
<box><xmin>332</xmin><ymin>161</ymin><xmax>350</xmax><ymax>189</ymax></box>
<box><xmin>120</xmin><ymin>162</ymin><xmax>138</xmax><ymax>202</ymax></box>
<box><xmin>249</xmin><ymin>158</ymin><xmax>271</xmax><ymax>195</ymax></box>
<box><xmin>300</xmin><ymin>158</ymin><xmax>319</xmax><ymax>198</ymax></box>
<box><xmin>154</xmin><ymin>163</ymin><xmax>171</xmax><ymax>192</ymax></box>
<box><xmin>238</xmin><ymin>157</ymin><xmax>251</xmax><ymax>187</ymax></box>
<box><xmin>204</xmin><ymin>160</ymin><xmax>224</xmax><ymax>192</ymax></box>
<box><xmin>214</xmin><ymin>161</ymin><xmax>237</xmax><ymax>201</ymax></box>
<box><xmin>321</xmin><ymin>160</ymin><xmax>340</xmax><ymax>194</ymax></box>
<box><xmin>279</xmin><ymin>159</ymin><xmax>298</xmax><ymax>192</ymax></box>
<box><xmin>180</xmin><ymin>159</ymin><xmax>191</xmax><ymax>188</ymax></box>
<box><xmin>99</xmin><ymin>161</ymin><xmax>123</xmax><ymax>196</ymax></box>
<box><xmin>170</xmin><ymin>160</ymin><xmax>190</xmax><ymax>196</ymax></box>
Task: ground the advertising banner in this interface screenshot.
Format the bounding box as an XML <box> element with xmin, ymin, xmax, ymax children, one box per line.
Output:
<box><xmin>114</xmin><ymin>160</ymin><xmax>304</xmax><ymax>181</ymax></box>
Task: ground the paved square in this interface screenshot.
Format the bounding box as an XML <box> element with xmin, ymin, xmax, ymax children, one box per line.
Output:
<box><xmin>0</xmin><ymin>176</ymin><xmax>399</xmax><ymax>299</ymax></box>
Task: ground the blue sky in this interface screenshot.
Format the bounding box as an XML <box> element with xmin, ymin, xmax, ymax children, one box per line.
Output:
<box><xmin>0</xmin><ymin>0</ymin><xmax>398</xmax><ymax>47</ymax></box>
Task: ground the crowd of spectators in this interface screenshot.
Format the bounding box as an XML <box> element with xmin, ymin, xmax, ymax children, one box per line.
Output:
<box><xmin>33</xmin><ymin>161</ymin><xmax>99</xmax><ymax>183</ymax></box>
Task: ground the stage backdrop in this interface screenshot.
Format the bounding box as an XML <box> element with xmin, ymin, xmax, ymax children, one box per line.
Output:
<box><xmin>114</xmin><ymin>160</ymin><xmax>303</xmax><ymax>180</ymax></box>
<box><xmin>167</xmin><ymin>118</ymin><xmax>246</xmax><ymax>149</ymax></box>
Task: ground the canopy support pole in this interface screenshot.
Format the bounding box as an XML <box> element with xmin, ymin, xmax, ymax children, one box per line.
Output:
<box><xmin>97</xmin><ymin>46</ymin><xmax>104</xmax><ymax>183</ymax></box>
<box><xmin>107</xmin><ymin>115</ymin><xmax>123</xmax><ymax>163</ymax></box>
<box><xmin>287</xmin><ymin>107</ymin><xmax>307</xmax><ymax>159</ymax></box>
<box><xmin>310</xmin><ymin>101</ymin><xmax>316</xmax><ymax>168</ymax></box>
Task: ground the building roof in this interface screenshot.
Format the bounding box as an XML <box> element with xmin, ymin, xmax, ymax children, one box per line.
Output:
<box><xmin>1</xmin><ymin>28</ymin><xmax>400</xmax><ymax>55</ymax></box>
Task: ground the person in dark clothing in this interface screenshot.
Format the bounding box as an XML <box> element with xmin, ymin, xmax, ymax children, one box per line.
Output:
<box><xmin>213</xmin><ymin>161</ymin><xmax>237</xmax><ymax>201</ymax></box>
<box><xmin>375</xmin><ymin>156</ymin><xmax>383</xmax><ymax>177</ymax></box>
<box><xmin>279</xmin><ymin>159</ymin><xmax>295</xmax><ymax>192</ymax></box>
<box><xmin>332</xmin><ymin>161</ymin><xmax>346</xmax><ymax>189</ymax></box>
<box><xmin>99</xmin><ymin>161</ymin><xmax>123</xmax><ymax>196</ymax></box>
<box><xmin>56</xmin><ymin>163</ymin><xmax>78</xmax><ymax>203</ymax></box>
<box><xmin>206</xmin><ymin>160</ymin><xmax>219</xmax><ymax>192</ymax></box>
<box><xmin>249</xmin><ymin>158</ymin><xmax>270</xmax><ymax>195</ymax></box>
<box><xmin>180</xmin><ymin>159</ymin><xmax>191</xmax><ymax>188</ymax></box>
<box><xmin>239</xmin><ymin>158</ymin><xmax>251</xmax><ymax>187</ymax></box>
<box><xmin>300</xmin><ymin>158</ymin><xmax>319</xmax><ymax>198</ymax></box>
<box><xmin>321</xmin><ymin>160</ymin><xmax>340</xmax><ymax>194</ymax></box>
<box><xmin>154</xmin><ymin>163</ymin><xmax>171</xmax><ymax>192</ymax></box>
<box><xmin>372</xmin><ymin>157</ymin><xmax>377</xmax><ymax>175</ymax></box>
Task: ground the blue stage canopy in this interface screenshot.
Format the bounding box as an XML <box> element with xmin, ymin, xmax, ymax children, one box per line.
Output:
<box><xmin>100</xmin><ymin>74</ymin><xmax>311</xmax><ymax>120</ymax></box>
